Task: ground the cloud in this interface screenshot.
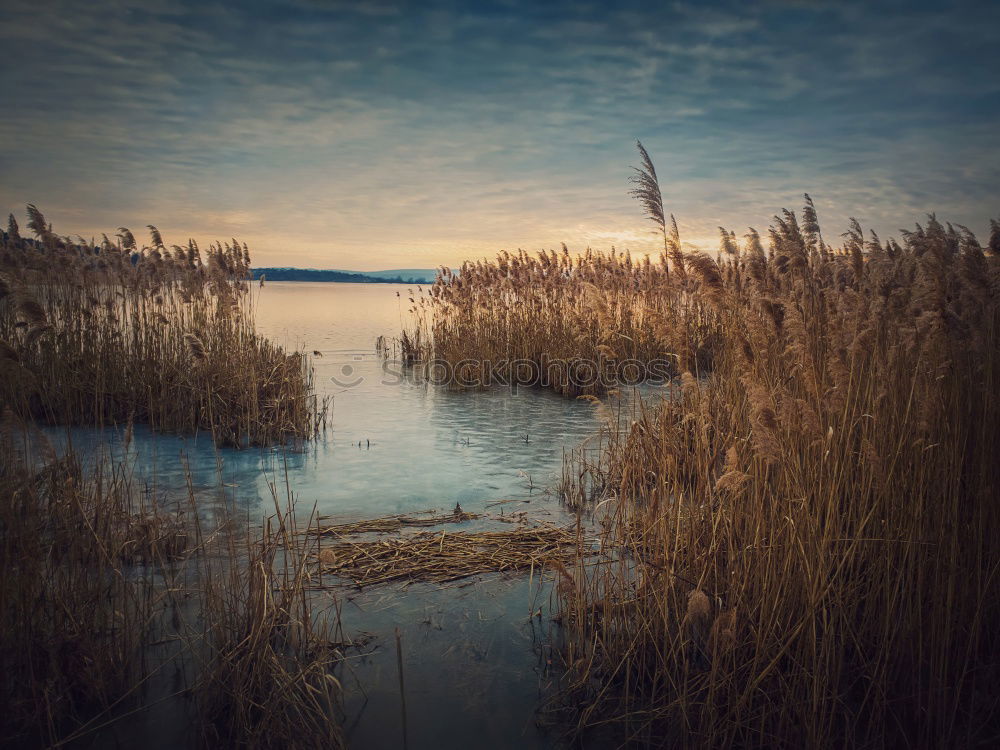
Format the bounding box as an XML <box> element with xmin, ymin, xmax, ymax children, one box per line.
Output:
<box><xmin>1</xmin><ymin>0</ymin><xmax>998</xmax><ymax>268</ymax></box>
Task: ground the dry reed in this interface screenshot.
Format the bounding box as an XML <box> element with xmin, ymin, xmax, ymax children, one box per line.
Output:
<box><xmin>0</xmin><ymin>421</ymin><xmax>347</xmax><ymax>748</ymax></box>
<box><xmin>309</xmin><ymin>509</ymin><xmax>480</xmax><ymax>536</ymax></box>
<box><xmin>401</xmin><ymin>244</ymin><xmax>719</xmax><ymax>395</ymax></box>
<box><xmin>555</xmin><ymin>195</ymin><xmax>1000</xmax><ymax>745</ymax></box>
<box><xmin>406</xmin><ymin>144</ymin><xmax>1000</xmax><ymax>747</ymax></box>
<box><xmin>0</xmin><ymin>203</ymin><xmax>341</xmax><ymax>747</ymax></box>
<box><xmin>312</xmin><ymin>524</ymin><xmax>585</xmax><ymax>587</ymax></box>
<box><xmin>1</xmin><ymin>206</ymin><xmax>326</xmax><ymax>447</ymax></box>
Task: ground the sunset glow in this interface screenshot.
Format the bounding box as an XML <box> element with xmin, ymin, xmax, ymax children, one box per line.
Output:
<box><xmin>3</xmin><ymin>0</ymin><xmax>998</xmax><ymax>269</ymax></box>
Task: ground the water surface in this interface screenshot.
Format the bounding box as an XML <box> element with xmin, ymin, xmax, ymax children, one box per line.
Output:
<box><xmin>68</xmin><ymin>282</ymin><xmax>608</xmax><ymax>749</ymax></box>
<box><xmin>256</xmin><ymin>282</ymin><xmax>599</xmax><ymax>749</ymax></box>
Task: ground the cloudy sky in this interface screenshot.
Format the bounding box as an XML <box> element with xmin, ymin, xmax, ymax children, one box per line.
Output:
<box><xmin>2</xmin><ymin>0</ymin><xmax>998</xmax><ymax>269</ymax></box>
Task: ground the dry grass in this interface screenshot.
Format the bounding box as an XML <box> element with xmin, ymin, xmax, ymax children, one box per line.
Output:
<box><xmin>1</xmin><ymin>205</ymin><xmax>326</xmax><ymax>447</ymax></box>
<box><xmin>409</xmin><ymin>145</ymin><xmax>1000</xmax><ymax>747</ymax></box>
<box><xmin>0</xmin><ymin>201</ymin><xmax>340</xmax><ymax>747</ymax></box>
<box><xmin>309</xmin><ymin>509</ymin><xmax>480</xmax><ymax>536</ymax></box>
<box><xmin>194</xmin><ymin>498</ymin><xmax>346</xmax><ymax>750</ymax></box>
<box><xmin>0</xmin><ymin>416</ymin><xmax>188</xmax><ymax>746</ymax></box>
<box><xmin>311</xmin><ymin>523</ymin><xmax>585</xmax><ymax>587</ymax></box>
<box><xmin>402</xmin><ymin>247</ymin><xmax>719</xmax><ymax>396</ymax></box>
<box><xmin>556</xmin><ymin>206</ymin><xmax>1000</xmax><ymax>745</ymax></box>
<box><xmin>0</xmin><ymin>420</ymin><xmax>346</xmax><ymax>749</ymax></box>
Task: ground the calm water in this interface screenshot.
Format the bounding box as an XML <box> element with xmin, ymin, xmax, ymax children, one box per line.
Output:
<box><xmin>63</xmin><ymin>282</ymin><xmax>611</xmax><ymax>749</ymax></box>
<box><xmin>257</xmin><ymin>282</ymin><xmax>601</xmax><ymax>749</ymax></box>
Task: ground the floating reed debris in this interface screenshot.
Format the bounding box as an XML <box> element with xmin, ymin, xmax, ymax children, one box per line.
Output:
<box><xmin>312</xmin><ymin>525</ymin><xmax>584</xmax><ymax>587</ymax></box>
<box><xmin>310</xmin><ymin>509</ymin><xmax>479</xmax><ymax>536</ymax></box>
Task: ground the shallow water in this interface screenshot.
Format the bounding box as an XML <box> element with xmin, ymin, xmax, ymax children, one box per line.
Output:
<box><xmin>256</xmin><ymin>282</ymin><xmax>600</xmax><ymax>749</ymax></box>
<box><xmin>61</xmin><ymin>282</ymin><xmax>613</xmax><ymax>749</ymax></box>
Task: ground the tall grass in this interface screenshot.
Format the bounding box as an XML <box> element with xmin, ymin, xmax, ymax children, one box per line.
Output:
<box><xmin>1</xmin><ymin>206</ymin><xmax>325</xmax><ymax>447</ymax></box>
<box><xmin>403</xmin><ymin>249</ymin><xmax>718</xmax><ymax>395</ymax></box>
<box><xmin>0</xmin><ymin>416</ymin><xmax>182</xmax><ymax>745</ymax></box>
<box><xmin>196</xmin><ymin>491</ymin><xmax>345</xmax><ymax>749</ymax></box>
<box><xmin>1</xmin><ymin>205</ymin><xmax>340</xmax><ymax>747</ymax></box>
<box><xmin>0</xmin><ymin>416</ymin><xmax>345</xmax><ymax>748</ymax></box>
<box><xmin>409</xmin><ymin>146</ymin><xmax>1000</xmax><ymax>746</ymax></box>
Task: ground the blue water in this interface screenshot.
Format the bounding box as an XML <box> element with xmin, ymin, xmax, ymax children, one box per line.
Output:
<box><xmin>57</xmin><ymin>282</ymin><xmax>616</xmax><ymax>749</ymax></box>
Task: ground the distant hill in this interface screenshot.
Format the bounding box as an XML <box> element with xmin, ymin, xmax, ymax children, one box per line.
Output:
<box><xmin>339</xmin><ymin>269</ymin><xmax>440</xmax><ymax>282</ymax></box>
<box><xmin>251</xmin><ymin>267</ymin><xmax>437</xmax><ymax>284</ymax></box>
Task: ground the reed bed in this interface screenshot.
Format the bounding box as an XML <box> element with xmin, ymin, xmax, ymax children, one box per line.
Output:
<box><xmin>195</xmin><ymin>497</ymin><xmax>346</xmax><ymax>750</ymax></box>
<box><xmin>410</xmin><ymin>145</ymin><xmax>1000</xmax><ymax>747</ymax></box>
<box><xmin>312</xmin><ymin>524</ymin><xmax>585</xmax><ymax>587</ymax></box>
<box><xmin>558</xmin><ymin>214</ymin><xmax>1000</xmax><ymax>745</ymax></box>
<box><xmin>1</xmin><ymin>202</ymin><xmax>339</xmax><ymax>745</ymax></box>
<box><xmin>0</xmin><ymin>418</ymin><xmax>346</xmax><ymax>748</ymax></box>
<box><xmin>1</xmin><ymin>206</ymin><xmax>325</xmax><ymax>447</ymax></box>
<box><xmin>402</xmin><ymin>161</ymin><xmax>721</xmax><ymax>395</ymax></box>
<box><xmin>403</xmin><ymin>252</ymin><xmax>718</xmax><ymax>395</ymax></box>
<box><xmin>0</xmin><ymin>415</ymin><xmax>187</xmax><ymax>746</ymax></box>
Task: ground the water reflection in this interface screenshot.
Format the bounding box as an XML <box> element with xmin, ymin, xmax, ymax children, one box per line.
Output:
<box><xmin>254</xmin><ymin>283</ymin><xmax>599</xmax><ymax>749</ymax></box>
<box><xmin>60</xmin><ymin>282</ymin><xmax>608</xmax><ymax>749</ymax></box>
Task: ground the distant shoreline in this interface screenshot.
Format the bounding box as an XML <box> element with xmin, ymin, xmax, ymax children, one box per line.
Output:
<box><xmin>251</xmin><ymin>267</ymin><xmax>436</xmax><ymax>284</ymax></box>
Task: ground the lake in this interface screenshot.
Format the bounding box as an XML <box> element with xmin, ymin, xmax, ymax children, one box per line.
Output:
<box><xmin>257</xmin><ymin>281</ymin><xmax>602</xmax><ymax>749</ymax></box>
<box><xmin>62</xmin><ymin>281</ymin><xmax>610</xmax><ymax>749</ymax></box>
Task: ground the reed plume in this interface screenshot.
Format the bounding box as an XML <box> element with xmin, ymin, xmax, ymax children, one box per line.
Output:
<box><xmin>0</xmin><ymin>205</ymin><xmax>325</xmax><ymax>448</ymax></box>
<box><xmin>404</xmin><ymin>143</ymin><xmax>1000</xmax><ymax>748</ymax></box>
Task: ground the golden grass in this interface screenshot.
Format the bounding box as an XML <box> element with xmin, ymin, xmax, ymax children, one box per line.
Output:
<box><xmin>558</xmin><ymin>209</ymin><xmax>1000</xmax><ymax>745</ymax></box>
<box><xmin>0</xmin><ymin>419</ymin><xmax>346</xmax><ymax>749</ymax></box>
<box><xmin>0</xmin><ymin>202</ymin><xmax>339</xmax><ymax>747</ymax></box>
<box><xmin>402</xmin><ymin>246</ymin><xmax>719</xmax><ymax>395</ymax></box>
<box><xmin>1</xmin><ymin>206</ymin><xmax>326</xmax><ymax>447</ymax></box>
<box><xmin>194</xmin><ymin>501</ymin><xmax>346</xmax><ymax>750</ymax></box>
<box><xmin>311</xmin><ymin>523</ymin><xmax>585</xmax><ymax>587</ymax></box>
<box><xmin>408</xmin><ymin>145</ymin><xmax>1000</xmax><ymax>747</ymax></box>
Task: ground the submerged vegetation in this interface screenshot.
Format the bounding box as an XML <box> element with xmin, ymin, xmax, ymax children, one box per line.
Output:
<box><xmin>407</xmin><ymin>145</ymin><xmax>1000</xmax><ymax>746</ymax></box>
<box><xmin>1</xmin><ymin>206</ymin><xmax>325</xmax><ymax>448</ymax></box>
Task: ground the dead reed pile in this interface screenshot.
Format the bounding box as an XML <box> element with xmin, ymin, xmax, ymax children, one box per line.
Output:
<box><xmin>312</xmin><ymin>524</ymin><xmax>583</xmax><ymax>587</ymax></box>
<box><xmin>310</xmin><ymin>509</ymin><xmax>480</xmax><ymax>535</ymax></box>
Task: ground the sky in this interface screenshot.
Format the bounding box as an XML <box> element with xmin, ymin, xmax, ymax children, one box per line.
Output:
<box><xmin>1</xmin><ymin>0</ymin><xmax>998</xmax><ymax>270</ymax></box>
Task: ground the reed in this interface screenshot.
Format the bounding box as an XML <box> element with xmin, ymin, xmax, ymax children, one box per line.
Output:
<box><xmin>1</xmin><ymin>202</ymin><xmax>339</xmax><ymax>745</ymax></box>
<box><xmin>408</xmin><ymin>145</ymin><xmax>1000</xmax><ymax>746</ymax></box>
<box><xmin>0</xmin><ymin>415</ymin><xmax>184</xmax><ymax>746</ymax></box>
<box><xmin>0</xmin><ymin>417</ymin><xmax>346</xmax><ymax>748</ymax></box>
<box><xmin>1</xmin><ymin>206</ymin><xmax>326</xmax><ymax>447</ymax></box>
<box><xmin>194</xmin><ymin>494</ymin><xmax>346</xmax><ymax>749</ymax></box>
<box><xmin>309</xmin><ymin>509</ymin><xmax>481</xmax><ymax>535</ymax></box>
<box><xmin>556</xmin><ymin>202</ymin><xmax>1000</xmax><ymax>744</ymax></box>
<box><xmin>402</xmin><ymin>245</ymin><xmax>719</xmax><ymax>395</ymax></box>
